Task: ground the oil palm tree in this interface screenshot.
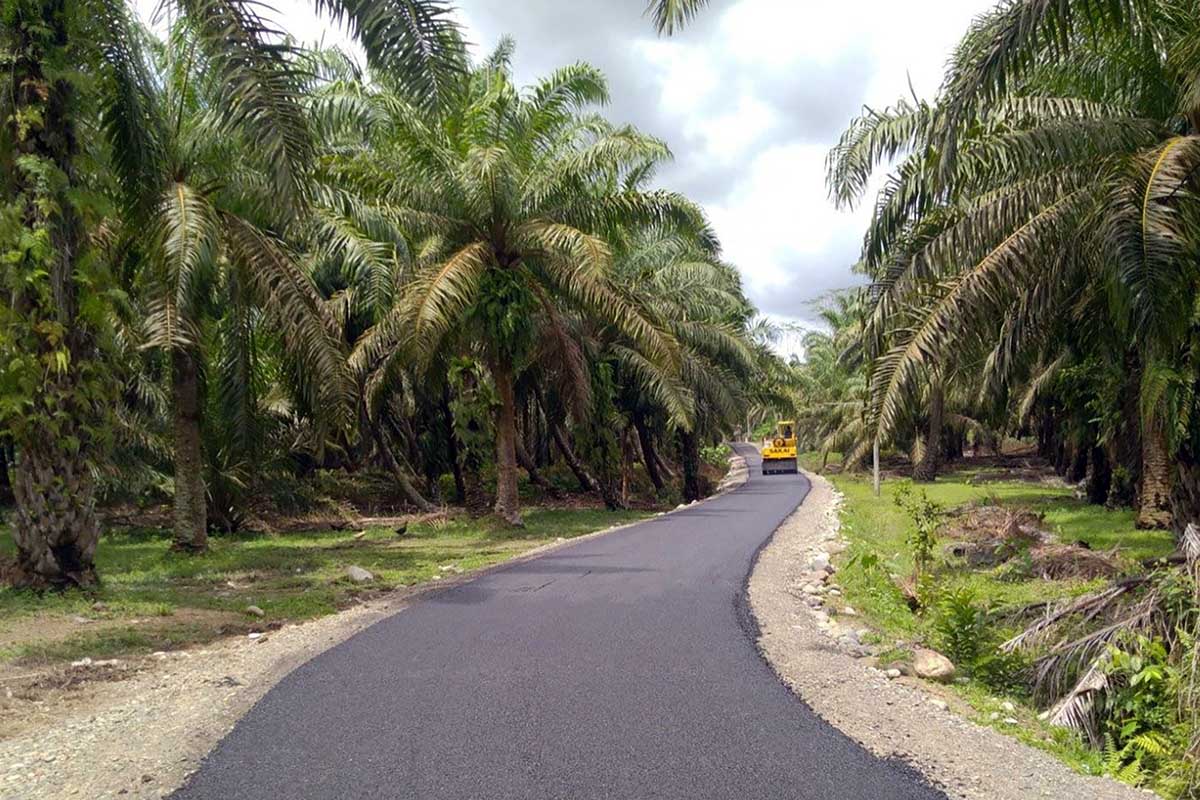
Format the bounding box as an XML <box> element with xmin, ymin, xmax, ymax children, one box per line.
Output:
<box><xmin>342</xmin><ymin>42</ymin><xmax>705</xmax><ymax>524</ymax></box>
<box><xmin>790</xmin><ymin>292</ymin><xmax>873</xmax><ymax>471</ymax></box>
<box><xmin>827</xmin><ymin>0</ymin><xmax>1200</xmax><ymax>524</ymax></box>
<box><xmin>0</xmin><ymin>0</ymin><xmax>458</xmax><ymax>585</ymax></box>
<box><xmin>604</xmin><ymin>225</ymin><xmax>758</xmax><ymax>500</ymax></box>
<box><xmin>128</xmin><ymin>25</ymin><xmax>351</xmax><ymax>551</ymax></box>
<box><xmin>645</xmin><ymin>0</ymin><xmax>709</xmax><ymax>34</ymax></box>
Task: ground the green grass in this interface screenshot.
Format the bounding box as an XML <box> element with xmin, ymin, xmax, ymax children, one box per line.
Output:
<box><xmin>813</xmin><ymin>456</ymin><xmax>1176</xmax><ymax>780</ymax></box>
<box><xmin>0</xmin><ymin>507</ymin><xmax>650</xmax><ymax>665</ymax></box>
<box><xmin>827</xmin><ymin>470</ymin><xmax>1173</xmax><ymax>638</ymax></box>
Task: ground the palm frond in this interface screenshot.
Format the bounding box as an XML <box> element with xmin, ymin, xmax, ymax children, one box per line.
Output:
<box><xmin>645</xmin><ymin>0</ymin><xmax>709</xmax><ymax>35</ymax></box>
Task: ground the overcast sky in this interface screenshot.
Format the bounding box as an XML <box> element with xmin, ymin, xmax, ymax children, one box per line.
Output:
<box><xmin>135</xmin><ymin>0</ymin><xmax>996</xmax><ymax>355</ymax></box>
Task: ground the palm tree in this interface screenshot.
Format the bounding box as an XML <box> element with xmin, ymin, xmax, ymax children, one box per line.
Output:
<box><xmin>790</xmin><ymin>292</ymin><xmax>872</xmax><ymax>471</ymax></box>
<box><xmin>341</xmin><ymin>43</ymin><xmax>704</xmax><ymax>524</ymax></box>
<box><xmin>0</xmin><ymin>0</ymin><xmax>458</xmax><ymax>586</ymax></box>
<box><xmin>604</xmin><ymin>226</ymin><xmax>759</xmax><ymax>500</ymax></box>
<box><xmin>827</xmin><ymin>0</ymin><xmax>1200</xmax><ymax>525</ymax></box>
<box><xmin>125</xmin><ymin>26</ymin><xmax>351</xmax><ymax>551</ymax></box>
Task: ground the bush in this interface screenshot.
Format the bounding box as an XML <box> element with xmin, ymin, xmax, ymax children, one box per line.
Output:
<box><xmin>1105</xmin><ymin>637</ymin><xmax>1175</xmax><ymax>751</ymax></box>
<box><xmin>437</xmin><ymin>472</ymin><xmax>459</xmax><ymax>502</ymax></box>
<box><xmin>700</xmin><ymin>443</ymin><xmax>733</xmax><ymax>469</ymax></box>
<box><xmin>930</xmin><ymin>586</ymin><xmax>1031</xmax><ymax>693</ymax></box>
<box><xmin>1098</xmin><ymin>635</ymin><xmax>1200</xmax><ymax>796</ymax></box>
<box><xmin>973</xmin><ymin>649</ymin><xmax>1031</xmax><ymax>696</ymax></box>
<box><xmin>893</xmin><ymin>482</ymin><xmax>942</xmax><ymax>575</ymax></box>
<box><xmin>933</xmin><ymin>586</ymin><xmax>987</xmax><ymax>666</ymax></box>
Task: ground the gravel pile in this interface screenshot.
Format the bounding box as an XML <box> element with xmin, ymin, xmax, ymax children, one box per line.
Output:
<box><xmin>747</xmin><ymin>470</ymin><xmax>1154</xmax><ymax>800</ymax></box>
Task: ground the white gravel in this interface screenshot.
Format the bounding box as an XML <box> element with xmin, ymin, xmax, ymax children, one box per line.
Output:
<box><xmin>747</xmin><ymin>469</ymin><xmax>1155</xmax><ymax>800</ymax></box>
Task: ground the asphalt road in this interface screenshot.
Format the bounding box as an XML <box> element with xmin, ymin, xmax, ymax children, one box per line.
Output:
<box><xmin>173</xmin><ymin>445</ymin><xmax>944</xmax><ymax>800</ymax></box>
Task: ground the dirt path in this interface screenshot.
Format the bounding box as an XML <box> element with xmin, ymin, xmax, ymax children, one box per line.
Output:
<box><xmin>747</xmin><ymin>469</ymin><xmax>1155</xmax><ymax>800</ymax></box>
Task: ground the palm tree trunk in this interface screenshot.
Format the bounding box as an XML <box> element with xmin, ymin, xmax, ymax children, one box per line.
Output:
<box><xmin>1067</xmin><ymin>436</ymin><xmax>1090</xmax><ymax>484</ymax></box>
<box><xmin>913</xmin><ymin>377</ymin><xmax>944</xmax><ymax>482</ymax></box>
<box><xmin>633</xmin><ymin>411</ymin><xmax>665</xmax><ymax>491</ymax></box>
<box><xmin>551</xmin><ymin>423</ymin><xmax>598</xmax><ymax>493</ymax></box>
<box><xmin>516</xmin><ymin>438</ymin><xmax>560</xmax><ymax>498</ymax></box>
<box><xmin>374</xmin><ymin>427</ymin><xmax>435</xmax><ymax>512</ymax></box>
<box><xmin>440</xmin><ymin>386</ymin><xmax>466</xmax><ymax>504</ymax></box>
<box><xmin>1137</xmin><ymin>425</ymin><xmax>1172</xmax><ymax>530</ymax></box>
<box><xmin>171</xmin><ymin>349</ymin><xmax>208</xmax><ymax>553</ymax></box>
<box><xmin>7</xmin><ymin>2</ymin><xmax>102</xmax><ymax>588</ymax></box>
<box><xmin>655</xmin><ymin>449</ymin><xmax>677</xmax><ymax>480</ymax></box>
<box><xmin>679</xmin><ymin>429</ymin><xmax>702</xmax><ymax>503</ymax></box>
<box><xmin>1087</xmin><ymin>445</ymin><xmax>1112</xmax><ymax>505</ymax></box>
<box><xmin>0</xmin><ymin>442</ymin><xmax>12</xmax><ymax>504</ymax></box>
<box><xmin>1170</xmin><ymin>445</ymin><xmax>1200</xmax><ymax>538</ymax></box>
<box><xmin>1107</xmin><ymin>356</ymin><xmax>1142</xmax><ymax>508</ymax></box>
<box><xmin>11</xmin><ymin>441</ymin><xmax>101</xmax><ymax>588</ymax></box>
<box><xmin>492</xmin><ymin>354</ymin><xmax>523</xmax><ymax>526</ymax></box>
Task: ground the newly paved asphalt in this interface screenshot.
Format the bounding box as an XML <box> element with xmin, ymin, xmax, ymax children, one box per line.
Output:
<box><xmin>173</xmin><ymin>445</ymin><xmax>944</xmax><ymax>799</ymax></box>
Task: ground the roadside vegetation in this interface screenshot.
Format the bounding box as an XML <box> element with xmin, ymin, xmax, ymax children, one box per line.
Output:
<box><xmin>776</xmin><ymin>0</ymin><xmax>1200</xmax><ymax>794</ymax></box>
<box><xmin>814</xmin><ymin>458</ymin><xmax>1186</xmax><ymax>790</ymax></box>
<box><xmin>0</xmin><ymin>507</ymin><xmax>649</xmax><ymax>666</ymax></box>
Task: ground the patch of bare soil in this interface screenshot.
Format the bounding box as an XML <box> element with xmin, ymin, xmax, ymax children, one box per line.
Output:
<box><xmin>0</xmin><ymin>608</ymin><xmax>243</xmax><ymax>660</ymax></box>
<box><xmin>0</xmin><ymin>603</ymin><xmax>394</xmax><ymax>799</ymax></box>
<box><xmin>748</xmin><ymin>471</ymin><xmax>1152</xmax><ymax>800</ymax></box>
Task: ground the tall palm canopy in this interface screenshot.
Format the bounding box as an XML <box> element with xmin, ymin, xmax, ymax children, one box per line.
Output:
<box><xmin>0</xmin><ymin>0</ymin><xmax>453</xmax><ymax>585</ymax></box>
<box><xmin>1</xmin><ymin>0</ymin><xmax>776</xmax><ymax>588</ymax></box>
<box><xmin>328</xmin><ymin>41</ymin><xmax>714</xmax><ymax>524</ymax></box>
<box><xmin>645</xmin><ymin>0</ymin><xmax>710</xmax><ymax>34</ymax></box>
<box><xmin>825</xmin><ymin>0</ymin><xmax>1200</xmax><ymax>525</ymax></box>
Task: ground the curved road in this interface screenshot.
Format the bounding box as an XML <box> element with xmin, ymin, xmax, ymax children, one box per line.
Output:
<box><xmin>174</xmin><ymin>445</ymin><xmax>943</xmax><ymax>799</ymax></box>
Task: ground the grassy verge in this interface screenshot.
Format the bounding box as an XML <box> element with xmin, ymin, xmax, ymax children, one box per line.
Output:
<box><xmin>0</xmin><ymin>507</ymin><xmax>651</xmax><ymax>667</ymax></box>
<box><xmin>810</xmin><ymin>455</ymin><xmax>1176</xmax><ymax>778</ymax></box>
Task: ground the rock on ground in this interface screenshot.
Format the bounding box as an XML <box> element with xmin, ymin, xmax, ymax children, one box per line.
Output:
<box><xmin>345</xmin><ymin>565</ymin><xmax>375</xmax><ymax>583</ymax></box>
<box><xmin>913</xmin><ymin>649</ymin><xmax>956</xmax><ymax>682</ymax></box>
<box><xmin>746</xmin><ymin>470</ymin><xmax>1154</xmax><ymax>800</ymax></box>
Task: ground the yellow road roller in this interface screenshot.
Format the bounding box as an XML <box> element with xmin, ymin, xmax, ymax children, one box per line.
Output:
<box><xmin>761</xmin><ymin>420</ymin><xmax>798</xmax><ymax>475</ymax></box>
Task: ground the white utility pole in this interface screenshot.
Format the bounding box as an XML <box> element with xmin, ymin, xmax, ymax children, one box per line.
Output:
<box><xmin>873</xmin><ymin>439</ymin><xmax>881</xmax><ymax>497</ymax></box>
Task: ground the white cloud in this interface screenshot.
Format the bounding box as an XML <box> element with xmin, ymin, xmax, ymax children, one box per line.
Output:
<box><xmin>632</xmin><ymin>0</ymin><xmax>996</xmax><ymax>328</ymax></box>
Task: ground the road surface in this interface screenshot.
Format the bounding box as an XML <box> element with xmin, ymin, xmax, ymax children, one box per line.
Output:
<box><xmin>173</xmin><ymin>445</ymin><xmax>944</xmax><ymax>799</ymax></box>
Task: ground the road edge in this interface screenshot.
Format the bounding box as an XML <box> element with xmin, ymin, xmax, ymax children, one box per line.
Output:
<box><xmin>745</xmin><ymin>468</ymin><xmax>1155</xmax><ymax>800</ymax></box>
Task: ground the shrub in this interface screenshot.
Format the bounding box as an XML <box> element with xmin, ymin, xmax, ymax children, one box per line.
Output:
<box><xmin>1105</xmin><ymin>637</ymin><xmax>1175</xmax><ymax>749</ymax></box>
<box><xmin>933</xmin><ymin>586</ymin><xmax>987</xmax><ymax>666</ymax></box>
<box><xmin>1099</xmin><ymin>635</ymin><xmax>1200</xmax><ymax>794</ymax></box>
<box><xmin>893</xmin><ymin>482</ymin><xmax>942</xmax><ymax>575</ymax></box>
<box><xmin>973</xmin><ymin>649</ymin><xmax>1031</xmax><ymax>696</ymax></box>
<box><xmin>700</xmin><ymin>443</ymin><xmax>733</xmax><ymax>469</ymax></box>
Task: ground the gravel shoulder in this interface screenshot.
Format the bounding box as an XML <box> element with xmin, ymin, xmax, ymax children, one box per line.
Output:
<box><xmin>1</xmin><ymin>459</ymin><xmax>751</xmax><ymax>800</ymax></box>
<box><xmin>748</xmin><ymin>469</ymin><xmax>1154</xmax><ymax>800</ymax></box>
